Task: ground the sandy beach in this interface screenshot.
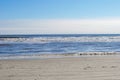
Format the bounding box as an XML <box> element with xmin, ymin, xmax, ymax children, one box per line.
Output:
<box><xmin>0</xmin><ymin>56</ymin><xmax>120</xmax><ymax>80</ymax></box>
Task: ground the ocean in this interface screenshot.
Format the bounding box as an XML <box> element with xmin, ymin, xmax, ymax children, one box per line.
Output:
<box><xmin>0</xmin><ymin>34</ymin><xmax>120</xmax><ymax>59</ymax></box>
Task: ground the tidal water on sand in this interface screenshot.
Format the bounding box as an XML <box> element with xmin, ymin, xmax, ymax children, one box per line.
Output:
<box><xmin>1</xmin><ymin>34</ymin><xmax>120</xmax><ymax>59</ymax></box>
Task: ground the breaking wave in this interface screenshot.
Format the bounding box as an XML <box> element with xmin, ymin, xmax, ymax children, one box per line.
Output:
<box><xmin>1</xmin><ymin>36</ymin><xmax>120</xmax><ymax>43</ymax></box>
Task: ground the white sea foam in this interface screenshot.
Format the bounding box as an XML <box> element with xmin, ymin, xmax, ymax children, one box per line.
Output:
<box><xmin>1</xmin><ymin>36</ymin><xmax>120</xmax><ymax>43</ymax></box>
<box><xmin>0</xmin><ymin>52</ymin><xmax>119</xmax><ymax>60</ymax></box>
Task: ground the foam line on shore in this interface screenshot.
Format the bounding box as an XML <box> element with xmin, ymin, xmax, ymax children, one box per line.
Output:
<box><xmin>0</xmin><ymin>52</ymin><xmax>119</xmax><ymax>60</ymax></box>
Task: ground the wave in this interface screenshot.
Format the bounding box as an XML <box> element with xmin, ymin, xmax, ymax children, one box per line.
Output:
<box><xmin>1</xmin><ymin>36</ymin><xmax>120</xmax><ymax>43</ymax></box>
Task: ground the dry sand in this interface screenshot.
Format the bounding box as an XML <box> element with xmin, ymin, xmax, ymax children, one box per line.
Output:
<box><xmin>0</xmin><ymin>56</ymin><xmax>120</xmax><ymax>80</ymax></box>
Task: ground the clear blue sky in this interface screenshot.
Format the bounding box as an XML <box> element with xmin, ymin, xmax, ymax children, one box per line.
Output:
<box><xmin>1</xmin><ymin>0</ymin><xmax>120</xmax><ymax>19</ymax></box>
<box><xmin>1</xmin><ymin>0</ymin><xmax>120</xmax><ymax>34</ymax></box>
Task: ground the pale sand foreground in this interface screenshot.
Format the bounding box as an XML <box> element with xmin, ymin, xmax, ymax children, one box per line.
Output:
<box><xmin>0</xmin><ymin>56</ymin><xmax>120</xmax><ymax>80</ymax></box>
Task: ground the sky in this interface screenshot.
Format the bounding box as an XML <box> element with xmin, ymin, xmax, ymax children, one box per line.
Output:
<box><xmin>0</xmin><ymin>0</ymin><xmax>120</xmax><ymax>34</ymax></box>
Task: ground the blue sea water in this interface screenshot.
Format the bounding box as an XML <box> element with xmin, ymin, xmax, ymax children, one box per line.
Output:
<box><xmin>1</xmin><ymin>34</ymin><xmax>120</xmax><ymax>59</ymax></box>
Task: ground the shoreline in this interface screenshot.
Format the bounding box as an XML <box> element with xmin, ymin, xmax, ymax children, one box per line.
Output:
<box><xmin>0</xmin><ymin>52</ymin><xmax>120</xmax><ymax>60</ymax></box>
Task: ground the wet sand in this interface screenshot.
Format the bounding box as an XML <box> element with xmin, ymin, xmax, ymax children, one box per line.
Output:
<box><xmin>0</xmin><ymin>56</ymin><xmax>120</xmax><ymax>80</ymax></box>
